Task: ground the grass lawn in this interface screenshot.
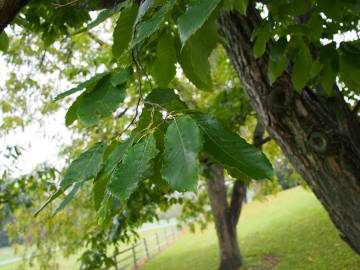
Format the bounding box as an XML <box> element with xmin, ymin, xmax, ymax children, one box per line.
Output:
<box><xmin>142</xmin><ymin>187</ymin><xmax>360</xmax><ymax>270</ymax></box>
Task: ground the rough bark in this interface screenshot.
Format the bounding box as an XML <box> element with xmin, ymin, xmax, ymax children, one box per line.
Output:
<box><xmin>217</xmin><ymin>7</ymin><xmax>360</xmax><ymax>254</ymax></box>
<box><xmin>205</xmin><ymin>161</ymin><xmax>245</xmax><ymax>270</ymax></box>
<box><xmin>0</xmin><ymin>0</ymin><xmax>29</xmax><ymax>33</ymax></box>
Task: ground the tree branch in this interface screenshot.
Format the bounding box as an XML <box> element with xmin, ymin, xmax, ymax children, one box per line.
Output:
<box><xmin>229</xmin><ymin>179</ymin><xmax>246</xmax><ymax>226</ymax></box>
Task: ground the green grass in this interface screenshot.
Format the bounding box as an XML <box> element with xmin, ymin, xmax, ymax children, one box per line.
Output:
<box><xmin>142</xmin><ymin>187</ymin><xmax>360</xmax><ymax>270</ymax></box>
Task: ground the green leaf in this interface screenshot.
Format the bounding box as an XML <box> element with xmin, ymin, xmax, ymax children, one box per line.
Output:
<box><xmin>77</xmin><ymin>75</ymin><xmax>127</xmax><ymax>127</ymax></box>
<box><xmin>73</xmin><ymin>1</ymin><xmax>127</xmax><ymax>35</ymax></box>
<box><xmin>112</xmin><ymin>5</ymin><xmax>138</xmax><ymax>58</ymax></box>
<box><xmin>145</xmin><ymin>88</ymin><xmax>187</xmax><ymax>112</ymax></box>
<box><xmin>34</xmin><ymin>188</ymin><xmax>63</xmax><ymax>217</ymax></box>
<box><xmin>268</xmin><ymin>37</ymin><xmax>288</xmax><ymax>84</ymax></box>
<box><xmin>319</xmin><ymin>43</ymin><xmax>338</xmax><ymax>95</ymax></box>
<box><xmin>339</xmin><ymin>42</ymin><xmax>360</xmax><ymax>94</ymax></box>
<box><xmin>150</xmin><ymin>33</ymin><xmax>177</xmax><ymax>87</ymax></box>
<box><xmin>193</xmin><ymin>113</ymin><xmax>273</xmax><ymax>180</ymax></box>
<box><xmin>65</xmin><ymin>95</ymin><xmax>82</xmax><ymax>127</ymax></box>
<box><xmin>93</xmin><ymin>138</ymin><xmax>134</xmax><ymax>210</ymax></box>
<box><xmin>60</xmin><ymin>143</ymin><xmax>107</xmax><ymax>188</ymax></box>
<box><xmin>177</xmin><ymin>0</ymin><xmax>221</xmax><ymax>44</ymax></box>
<box><xmin>108</xmin><ymin>134</ymin><xmax>159</xmax><ymax>201</ymax></box>
<box><xmin>178</xmin><ymin>19</ymin><xmax>218</xmax><ymax>91</ymax></box>
<box><xmin>135</xmin><ymin>0</ymin><xmax>156</xmax><ymax>25</ymax></box>
<box><xmin>52</xmin><ymin>181</ymin><xmax>84</xmax><ymax>217</ymax></box>
<box><xmin>252</xmin><ymin>21</ymin><xmax>271</xmax><ymax>59</ymax></box>
<box><xmin>130</xmin><ymin>0</ymin><xmax>175</xmax><ymax>48</ymax></box>
<box><xmin>291</xmin><ymin>43</ymin><xmax>312</xmax><ymax>90</ymax></box>
<box><xmin>55</xmin><ymin>72</ymin><xmax>110</xmax><ymax>101</ymax></box>
<box><xmin>235</xmin><ymin>0</ymin><xmax>249</xmax><ymax>15</ymax></box>
<box><xmin>162</xmin><ymin>115</ymin><xmax>202</xmax><ymax>191</ymax></box>
<box><xmin>0</xmin><ymin>31</ymin><xmax>9</xmax><ymax>52</ymax></box>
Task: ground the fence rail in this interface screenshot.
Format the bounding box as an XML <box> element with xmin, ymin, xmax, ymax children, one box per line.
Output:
<box><xmin>115</xmin><ymin>224</ymin><xmax>183</xmax><ymax>270</ymax></box>
<box><xmin>0</xmin><ymin>223</ymin><xmax>184</xmax><ymax>269</ymax></box>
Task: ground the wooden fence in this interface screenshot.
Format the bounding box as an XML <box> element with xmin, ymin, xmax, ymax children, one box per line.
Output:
<box><xmin>113</xmin><ymin>224</ymin><xmax>183</xmax><ymax>270</ymax></box>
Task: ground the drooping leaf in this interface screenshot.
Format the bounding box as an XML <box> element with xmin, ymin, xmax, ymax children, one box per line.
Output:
<box><xmin>193</xmin><ymin>113</ymin><xmax>273</xmax><ymax>180</ymax></box>
<box><xmin>76</xmin><ymin>74</ymin><xmax>127</xmax><ymax>127</ymax></box>
<box><xmin>177</xmin><ymin>0</ymin><xmax>221</xmax><ymax>44</ymax></box>
<box><xmin>55</xmin><ymin>72</ymin><xmax>110</xmax><ymax>101</ymax></box>
<box><xmin>319</xmin><ymin>43</ymin><xmax>338</xmax><ymax>95</ymax></box>
<box><xmin>60</xmin><ymin>143</ymin><xmax>107</xmax><ymax>188</ymax></box>
<box><xmin>178</xmin><ymin>19</ymin><xmax>218</xmax><ymax>91</ymax></box>
<box><xmin>0</xmin><ymin>31</ymin><xmax>9</xmax><ymax>52</ymax></box>
<box><xmin>162</xmin><ymin>115</ymin><xmax>202</xmax><ymax>191</ymax></box>
<box><xmin>150</xmin><ymin>33</ymin><xmax>177</xmax><ymax>87</ymax></box>
<box><xmin>112</xmin><ymin>5</ymin><xmax>138</xmax><ymax>58</ymax></box>
<box><xmin>93</xmin><ymin>138</ymin><xmax>135</xmax><ymax>210</ymax></box>
<box><xmin>108</xmin><ymin>134</ymin><xmax>159</xmax><ymax>201</ymax></box>
<box><xmin>65</xmin><ymin>95</ymin><xmax>82</xmax><ymax>127</ymax></box>
<box><xmin>34</xmin><ymin>188</ymin><xmax>63</xmax><ymax>217</ymax></box>
<box><xmin>145</xmin><ymin>88</ymin><xmax>187</xmax><ymax>112</ymax></box>
<box><xmin>130</xmin><ymin>0</ymin><xmax>175</xmax><ymax>48</ymax></box>
<box><xmin>339</xmin><ymin>41</ymin><xmax>360</xmax><ymax>94</ymax></box>
<box><xmin>73</xmin><ymin>1</ymin><xmax>127</xmax><ymax>35</ymax></box>
<box><xmin>52</xmin><ymin>181</ymin><xmax>84</xmax><ymax>216</ymax></box>
<box><xmin>292</xmin><ymin>43</ymin><xmax>312</xmax><ymax>90</ymax></box>
<box><xmin>268</xmin><ymin>37</ymin><xmax>288</xmax><ymax>84</ymax></box>
<box><xmin>135</xmin><ymin>0</ymin><xmax>156</xmax><ymax>25</ymax></box>
<box><xmin>252</xmin><ymin>21</ymin><xmax>271</xmax><ymax>59</ymax></box>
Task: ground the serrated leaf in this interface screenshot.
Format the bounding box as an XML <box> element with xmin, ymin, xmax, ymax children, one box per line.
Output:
<box><xmin>93</xmin><ymin>138</ymin><xmax>135</xmax><ymax>210</ymax></box>
<box><xmin>77</xmin><ymin>75</ymin><xmax>127</xmax><ymax>127</ymax></box>
<box><xmin>178</xmin><ymin>19</ymin><xmax>218</xmax><ymax>91</ymax></box>
<box><xmin>145</xmin><ymin>88</ymin><xmax>187</xmax><ymax>112</ymax></box>
<box><xmin>108</xmin><ymin>135</ymin><xmax>159</xmax><ymax>201</ymax></box>
<box><xmin>162</xmin><ymin>115</ymin><xmax>202</xmax><ymax>191</ymax></box>
<box><xmin>60</xmin><ymin>143</ymin><xmax>107</xmax><ymax>188</ymax></box>
<box><xmin>292</xmin><ymin>43</ymin><xmax>312</xmax><ymax>90</ymax></box>
<box><xmin>150</xmin><ymin>33</ymin><xmax>177</xmax><ymax>87</ymax></box>
<box><xmin>52</xmin><ymin>181</ymin><xmax>83</xmax><ymax>217</ymax></box>
<box><xmin>193</xmin><ymin>113</ymin><xmax>273</xmax><ymax>180</ymax></box>
<box><xmin>112</xmin><ymin>5</ymin><xmax>138</xmax><ymax>58</ymax></box>
<box><xmin>177</xmin><ymin>0</ymin><xmax>221</xmax><ymax>44</ymax></box>
<box><xmin>55</xmin><ymin>72</ymin><xmax>110</xmax><ymax>101</ymax></box>
<box><xmin>130</xmin><ymin>0</ymin><xmax>175</xmax><ymax>48</ymax></box>
<box><xmin>0</xmin><ymin>31</ymin><xmax>9</xmax><ymax>52</ymax></box>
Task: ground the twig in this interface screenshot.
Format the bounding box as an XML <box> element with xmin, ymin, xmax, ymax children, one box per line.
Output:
<box><xmin>52</xmin><ymin>0</ymin><xmax>82</xmax><ymax>8</ymax></box>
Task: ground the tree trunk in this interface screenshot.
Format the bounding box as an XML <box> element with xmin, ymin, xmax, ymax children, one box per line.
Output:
<box><xmin>0</xmin><ymin>0</ymin><xmax>29</xmax><ymax>33</ymax></box>
<box><xmin>205</xmin><ymin>160</ymin><xmax>246</xmax><ymax>270</ymax></box>
<box><xmin>217</xmin><ymin>7</ymin><xmax>360</xmax><ymax>254</ymax></box>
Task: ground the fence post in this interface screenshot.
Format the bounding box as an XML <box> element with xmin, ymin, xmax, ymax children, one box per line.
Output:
<box><xmin>143</xmin><ymin>238</ymin><xmax>150</xmax><ymax>259</ymax></box>
<box><xmin>155</xmin><ymin>232</ymin><xmax>161</xmax><ymax>252</ymax></box>
<box><xmin>132</xmin><ymin>245</ymin><xmax>138</xmax><ymax>269</ymax></box>
<box><xmin>164</xmin><ymin>228</ymin><xmax>168</xmax><ymax>244</ymax></box>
